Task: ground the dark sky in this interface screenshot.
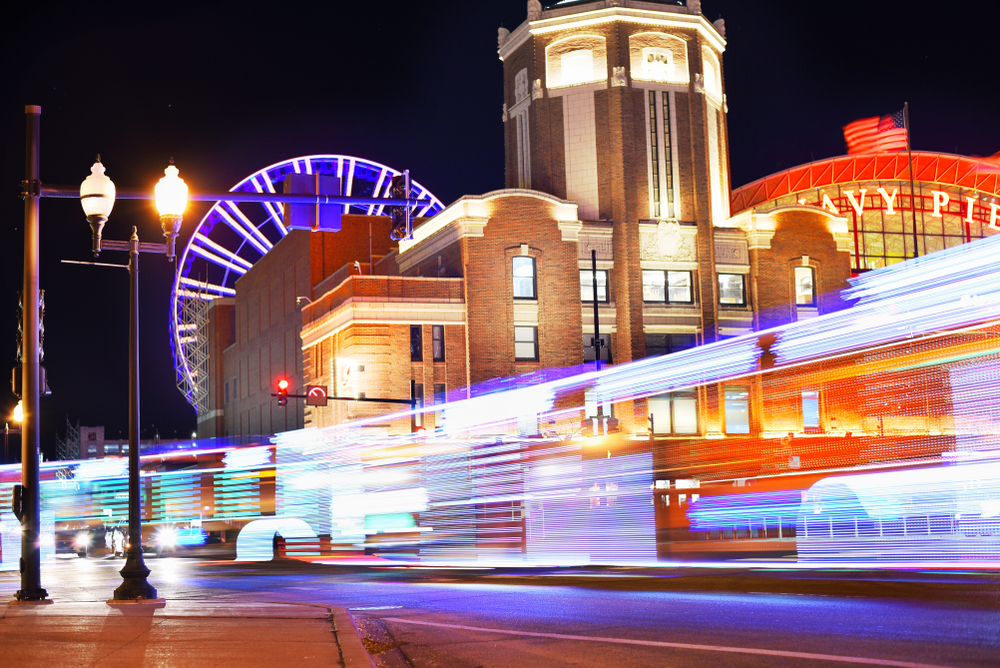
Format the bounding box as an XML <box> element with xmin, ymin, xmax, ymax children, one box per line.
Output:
<box><xmin>2</xmin><ymin>0</ymin><xmax>998</xmax><ymax>458</ymax></box>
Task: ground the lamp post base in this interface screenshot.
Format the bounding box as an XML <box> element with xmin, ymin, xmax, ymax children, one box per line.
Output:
<box><xmin>113</xmin><ymin>547</ymin><xmax>157</xmax><ymax>601</ymax></box>
<box><xmin>14</xmin><ymin>587</ymin><xmax>48</xmax><ymax>601</ymax></box>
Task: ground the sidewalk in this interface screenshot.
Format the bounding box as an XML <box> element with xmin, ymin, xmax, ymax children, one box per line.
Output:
<box><xmin>0</xmin><ymin>599</ymin><xmax>374</xmax><ymax>667</ymax></box>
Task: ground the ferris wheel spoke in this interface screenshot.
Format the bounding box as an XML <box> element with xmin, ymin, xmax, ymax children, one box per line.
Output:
<box><xmin>218</xmin><ymin>202</ymin><xmax>272</xmax><ymax>254</ymax></box>
<box><xmin>249</xmin><ymin>173</ymin><xmax>287</xmax><ymax>236</ymax></box>
<box><xmin>178</xmin><ymin>277</ymin><xmax>237</xmax><ymax>298</ymax></box>
<box><xmin>188</xmin><ymin>241</ymin><xmax>249</xmax><ymax>275</ymax></box>
<box><xmin>368</xmin><ymin>167</ymin><xmax>390</xmax><ymax>216</ymax></box>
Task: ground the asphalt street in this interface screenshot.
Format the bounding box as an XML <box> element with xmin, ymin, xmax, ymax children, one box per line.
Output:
<box><xmin>2</xmin><ymin>557</ymin><xmax>998</xmax><ymax>667</ymax></box>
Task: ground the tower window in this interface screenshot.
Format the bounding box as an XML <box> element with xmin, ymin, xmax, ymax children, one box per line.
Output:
<box><xmin>795</xmin><ymin>266</ymin><xmax>816</xmax><ymax>306</ymax></box>
<box><xmin>515</xmin><ymin>326</ymin><xmax>539</xmax><ymax>361</ymax></box>
<box><xmin>432</xmin><ymin>325</ymin><xmax>445</xmax><ymax>362</ymax></box>
<box><xmin>580</xmin><ymin>270</ymin><xmax>608</xmax><ymax>302</ymax></box>
<box><xmin>512</xmin><ymin>256</ymin><xmax>537</xmax><ymax>299</ymax></box>
<box><xmin>718</xmin><ymin>274</ymin><xmax>746</xmax><ymax>306</ymax></box>
<box><xmin>724</xmin><ymin>386</ymin><xmax>750</xmax><ymax>434</ymax></box>
<box><xmin>643</xmin><ymin>270</ymin><xmax>693</xmax><ymax>304</ymax></box>
<box><xmin>561</xmin><ymin>49</ymin><xmax>594</xmax><ymax>86</ymax></box>
<box><xmin>410</xmin><ymin>325</ymin><xmax>423</xmax><ymax>362</ymax></box>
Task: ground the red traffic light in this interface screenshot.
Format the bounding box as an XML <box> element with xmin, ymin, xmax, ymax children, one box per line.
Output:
<box><xmin>277</xmin><ymin>378</ymin><xmax>289</xmax><ymax>392</ymax></box>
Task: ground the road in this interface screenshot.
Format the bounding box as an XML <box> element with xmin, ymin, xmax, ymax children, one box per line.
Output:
<box><xmin>3</xmin><ymin>557</ymin><xmax>998</xmax><ymax>667</ymax></box>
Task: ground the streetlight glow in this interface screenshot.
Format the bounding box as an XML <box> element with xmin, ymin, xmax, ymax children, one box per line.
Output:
<box><xmin>155</xmin><ymin>162</ymin><xmax>188</xmax><ymax>260</ymax></box>
<box><xmin>12</xmin><ymin>401</ymin><xmax>23</xmax><ymax>423</ymax></box>
<box><xmin>80</xmin><ymin>157</ymin><xmax>116</xmax><ymax>255</ymax></box>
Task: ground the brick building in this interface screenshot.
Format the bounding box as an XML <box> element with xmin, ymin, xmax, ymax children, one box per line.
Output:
<box><xmin>201</xmin><ymin>0</ymin><xmax>941</xmax><ymax>438</ymax></box>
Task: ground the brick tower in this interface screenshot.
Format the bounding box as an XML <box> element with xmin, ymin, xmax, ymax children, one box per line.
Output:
<box><xmin>498</xmin><ymin>0</ymin><xmax>729</xmax><ymax>362</ymax></box>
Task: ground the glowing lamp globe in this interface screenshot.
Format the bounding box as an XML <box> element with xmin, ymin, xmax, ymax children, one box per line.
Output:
<box><xmin>155</xmin><ymin>162</ymin><xmax>189</xmax><ymax>260</ymax></box>
<box><xmin>80</xmin><ymin>158</ymin><xmax>116</xmax><ymax>255</ymax></box>
<box><xmin>13</xmin><ymin>400</ymin><xmax>23</xmax><ymax>423</ymax></box>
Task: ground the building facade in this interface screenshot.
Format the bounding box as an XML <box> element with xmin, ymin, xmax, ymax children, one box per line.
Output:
<box><xmin>200</xmin><ymin>0</ymin><xmax>1000</xmax><ymax>441</ymax></box>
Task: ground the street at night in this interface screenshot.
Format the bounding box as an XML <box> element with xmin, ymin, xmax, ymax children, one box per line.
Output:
<box><xmin>3</xmin><ymin>557</ymin><xmax>998</xmax><ymax>667</ymax></box>
<box><xmin>4</xmin><ymin>0</ymin><xmax>1000</xmax><ymax>665</ymax></box>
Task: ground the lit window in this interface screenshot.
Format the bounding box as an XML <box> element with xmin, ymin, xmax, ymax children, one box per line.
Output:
<box><xmin>515</xmin><ymin>326</ymin><xmax>538</xmax><ymax>361</ymax></box>
<box><xmin>410</xmin><ymin>325</ymin><xmax>423</xmax><ymax>362</ymax></box>
<box><xmin>648</xmin><ymin>391</ymin><xmax>698</xmax><ymax>435</ymax></box>
<box><xmin>412</xmin><ymin>383</ymin><xmax>424</xmax><ymax>429</ymax></box>
<box><xmin>512</xmin><ymin>257</ymin><xmax>536</xmax><ymax>299</ymax></box>
<box><xmin>642</xmin><ymin>270</ymin><xmax>665</xmax><ymax>302</ymax></box>
<box><xmin>580</xmin><ymin>270</ymin><xmax>608</xmax><ymax>302</ymax></box>
<box><xmin>432</xmin><ymin>325</ymin><xmax>444</xmax><ymax>362</ymax></box>
<box><xmin>718</xmin><ymin>274</ymin><xmax>746</xmax><ymax>306</ymax></box>
<box><xmin>724</xmin><ymin>386</ymin><xmax>750</xmax><ymax>434</ymax></box>
<box><xmin>795</xmin><ymin>266</ymin><xmax>816</xmax><ymax>306</ymax></box>
<box><xmin>802</xmin><ymin>390</ymin><xmax>820</xmax><ymax>430</ymax></box>
<box><xmin>105</xmin><ymin>444</ymin><xmax>119</xmax><ymax>453</ymax></box>
<box><xmin>642</xmin><ymin>47</ymin><xmax>673</xmax><ymax>81</ymax></box>
<box><xmin>643</xmin><ymin>271</ymin><xmax>693</xmax><ymax>303</ymax></box>
<box><xmin>561</xmin><ymin>49</ymin><xmax>594</xmax><ymax>86</ymax></box>
<box><xmin>667</xmin><ymin>271</ymin><xmax>691</xmax><ymax>303</ymax></box>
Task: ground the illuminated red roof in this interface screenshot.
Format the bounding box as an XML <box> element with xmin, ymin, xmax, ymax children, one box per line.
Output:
<box><xmin>731</xmin><ymin>152</ymin><xmax>1000</xmax><ymax>214</ymax></box>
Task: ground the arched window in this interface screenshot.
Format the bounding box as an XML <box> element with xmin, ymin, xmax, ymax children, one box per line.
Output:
<box><xmin>630</xmin><ymin>33</ymin><xmax>689</xmax><ymax>84</ymax></box>
<box><xmin>545</xmin><ymin>35</ymin><xmax>607</xmax><ymax>89</ymax></box>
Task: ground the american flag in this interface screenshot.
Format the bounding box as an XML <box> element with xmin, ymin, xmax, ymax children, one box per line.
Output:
<box><xmin>843</xmin><ymin>110</ymin><xmax>908</xmax><ymax>154</ymax></box>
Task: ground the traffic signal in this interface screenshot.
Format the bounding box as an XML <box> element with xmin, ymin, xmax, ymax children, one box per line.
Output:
<box><xmin>388</xmin><ymin>170</ymin><xmax>412</xmax><ymax>241</ymax></box>
<box><xmin>276</xmin><ymin>378</ymin><xmax>289</xmax><ymax>407</ymax></box>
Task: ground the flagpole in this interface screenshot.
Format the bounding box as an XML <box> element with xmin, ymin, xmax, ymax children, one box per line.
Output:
<box><xmin>904</xmin><ymin>101</ymin><xmax>919</xmax><ymax>259</ymax></box>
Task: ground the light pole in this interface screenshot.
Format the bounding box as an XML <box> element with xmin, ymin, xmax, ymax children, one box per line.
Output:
<box><xmin>78</xmin><ymin>157</ymin><xmax>189</xmax><ymax>601</ymax></box>
<box><xmin>16</xmin><ymin>105</ymin><xmax>430</xmax><ymax>601</ymax></box>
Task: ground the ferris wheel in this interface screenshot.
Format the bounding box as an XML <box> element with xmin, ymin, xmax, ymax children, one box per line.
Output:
<box><xmin>170</xmin><ymin>155</ymin><xmax>446</xmax><ymax>415</ymax></box>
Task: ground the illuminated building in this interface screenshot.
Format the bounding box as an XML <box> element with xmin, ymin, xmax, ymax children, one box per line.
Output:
<box><xmin>191</xmin><ymin>1</ymin><xmax>997</xmax><ymax>444</ymax></box>
<box><xmin>730</xmin><ymin>152</ymin><xmax>1000</xmax><ymax>271</ymax></box>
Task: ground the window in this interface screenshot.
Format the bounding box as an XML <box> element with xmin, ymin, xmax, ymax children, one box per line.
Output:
<box><xmin>643</xmin><ymin>270</ymin><xmax>692</xmax><ymax>303</ymax></box>
<box><xmin>412</xmin><ymin>383</ymin><xmax>424</xmax><ymax>430</ymax></box>
<box><xmin>724</xmin><ymin>386</ymin><xmax>750</xmax><ymax>434</ymax></box>
<box><xmin>647</xmin><ymin>391</ymin><xmax>698</xmax><ymax>435</ymax></box>
<box><xmin>583</xmin><ymin>334</ymin><xmax>612</xmax><ymax>363</ymax></box>
<box><xmin>410</xmin><ymin>325</ymin><xmax>423</xmax><ymax>362</ymax></box>
<box><xmin>718</xmin><ymin>274</ymin><xmax>746</xmax><ymax>306</ymax></box>
<box><xmin>432</xmin><ymin>325</ymin><xmax>444</xmax><ymax>362</ymax></box>
<box><xmin>645</xmin><ymin>333</ymin><xmax>696</xmax><ymax>358</ymax></box>
<box><xmin>105</xmin><ymin>443</ymin><xmax>119</xmax><ymax>453</ymax></box>
<box><xmin>561</xmin><ymin>49</ymin><xmax>594</xmax><ymax>86</ymax></box>
<box><xmin>512</xmin><ymin>256</ymin><xmax>536</xmax><ymax>299</ymax></box>
<box><xmin>802</xmin><ymin>390</ymin><xmax>820</xmax><ymax>430</ymax></box>
<box><xmin>647</xmin><ymin>89</ymin><xmax>677</xmax><ymax>219</ymax></box>
<box><xmin>515</xmin><ymin>326</ymin><xmax>538</xmax><ymax>361</ymax></box>
<box><xmin>580</xmin><ymin>270</ymin><xmax>608</xmax><ymax>302</ymax></box>
<box><xmin>433</xmin><ymin>383</ymin><xmax>446</xmax><ymax>410</ymax></box>
<box><xmin>795</xmin><ymin>266</ymin><xmax>816</xmax><ymax>306</ymax></box>
<box><xmin>225</xmin><ymin>380</ymin><xmax>230</xmax><ymax>405</ymax></box>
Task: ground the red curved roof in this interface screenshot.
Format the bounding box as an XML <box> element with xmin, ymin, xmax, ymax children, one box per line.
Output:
<box><xmin>731</xmin><ymin>152</ymin><xmax>1000</xmax><ymax>214</ymax></box>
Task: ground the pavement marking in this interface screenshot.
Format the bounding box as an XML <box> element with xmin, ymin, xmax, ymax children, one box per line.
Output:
<box><xmin>382</xmin><ymin>617</ymin><xmax>953</xmax><ymax>668</ymax></box>
<box><xmin>349</xmin><ymin>606</ymin><xmax>403</xmax><ymax>611</ymax></box>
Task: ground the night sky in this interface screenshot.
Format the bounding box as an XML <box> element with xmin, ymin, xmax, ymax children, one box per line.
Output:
<box><xmin>2</xmin><ymin>1</ymin><xmax>998</xmax><ymax>459</ymax></box>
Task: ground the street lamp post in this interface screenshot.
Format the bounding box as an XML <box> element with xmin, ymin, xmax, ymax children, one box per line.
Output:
<box><xmin>16</xmin><ymin>105</ymin><xmax>430</xmax><ymax>602</ymax></box>
<box><xmin>78</xmin><ymin>158</ymin><xmax>188</xmax><ymax>601</ymax></box>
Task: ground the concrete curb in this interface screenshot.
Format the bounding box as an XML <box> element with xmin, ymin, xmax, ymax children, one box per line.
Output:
<box><xmin>330</xmin><ymin>607</ymin><xmax>376</xmax><ymax>667</ymax></box>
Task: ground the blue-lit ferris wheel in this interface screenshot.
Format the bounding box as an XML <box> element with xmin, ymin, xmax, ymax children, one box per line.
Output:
<box><xmin>170</xmin><ymin>155</ymin><xmax>445</xmax><ymax>414</ymax></box>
